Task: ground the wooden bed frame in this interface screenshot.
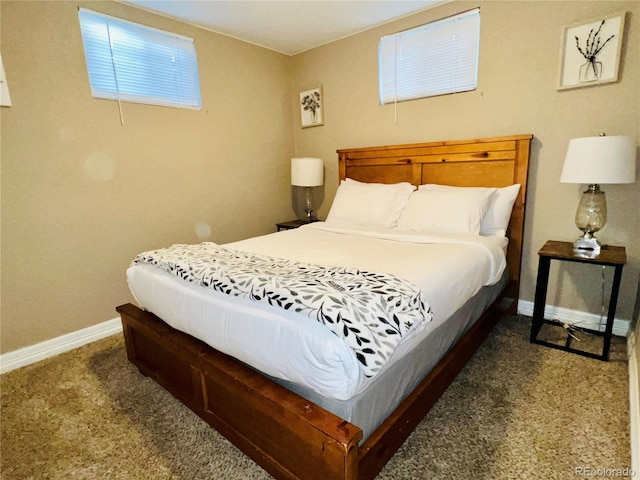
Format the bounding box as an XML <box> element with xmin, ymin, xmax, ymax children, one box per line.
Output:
<box><xmin>117</xmin><ymin>134</ymin><xmax>533</xmax><ymax>480</ymax></box>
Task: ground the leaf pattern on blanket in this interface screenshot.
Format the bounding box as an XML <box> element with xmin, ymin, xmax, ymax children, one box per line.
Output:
<box><xmin>132</xmin><ymin>243</ymin><xmax>432</xmax><ymax>377</ymax></box>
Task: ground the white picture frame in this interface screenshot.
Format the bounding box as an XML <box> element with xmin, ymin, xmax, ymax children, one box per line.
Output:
<box><xmin>0</xmin><ymin>52</ymin><xmax>12</xmax><ymax>107</ymax></box>
<box><xmin>558</xmin><ymin>12</ymin><xmax>626</xmax><ymax>90</ymax></box>
<box><xmin>300</xmin><ymin>87</ymin><xmax>323</xmax><ymax>128</ymax></box>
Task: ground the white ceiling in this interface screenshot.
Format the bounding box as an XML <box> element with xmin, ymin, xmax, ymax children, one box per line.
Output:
<box><xmin>120</xmin><ymin>1</ymin><xmax>447</xmax><ymax>55</ymax></box>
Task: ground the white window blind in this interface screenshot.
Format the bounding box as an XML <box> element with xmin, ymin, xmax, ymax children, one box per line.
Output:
<box><xmin>78</xmin><ymin>8</ymin><xmax>202</xmax><ymax>110</ymax></box>
<box><xmin>379</xmin><ymin>8</ymin><xmax>480</xmax><ymax>105</ymax></box>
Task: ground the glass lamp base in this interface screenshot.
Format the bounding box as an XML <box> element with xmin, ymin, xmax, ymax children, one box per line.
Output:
<box><xmin>573</xmin><ymin>236</ymin><xmax>601</xmax><ymax>254</ymax></box>
<box><xmin>292</xmin><ymin>185</ymin><xmax>323</xmax><ymax>223</ymax></box>
<box><xmin>572</xmin><ymin>184</ymin><xmax>606</xmax><ymax>257</ymax></box>
<box><xmin>300</xmin><ymin>210</ymin><xmax>318</xmax><ymax>223</ymax></box>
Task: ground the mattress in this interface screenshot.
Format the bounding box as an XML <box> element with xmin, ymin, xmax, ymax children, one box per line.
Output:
<box><xmin>126</xmin><ymin>222</ymin><xmax>507</xmax><ymax>401</ymax></box>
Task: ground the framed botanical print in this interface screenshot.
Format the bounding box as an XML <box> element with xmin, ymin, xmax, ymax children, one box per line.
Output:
<box><xmin>0</xmin><ymin>52</ymin><xmax>11</xmax><ymax>107</ymax></box>
<box><xmin>558</xmin><ymin>12</ymin><xmax>626</xmax><ymax>90</ymax></box>
<box><xmin>300</xmin><ymin>87</ymin><xmax>323</xmax><ymax>128</ymax></box>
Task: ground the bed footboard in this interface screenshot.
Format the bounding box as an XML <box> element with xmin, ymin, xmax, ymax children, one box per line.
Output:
<box><xmin>116</xmin><ymin>303</ymin><xmax>363</xmax><ymax>480</ymax></box>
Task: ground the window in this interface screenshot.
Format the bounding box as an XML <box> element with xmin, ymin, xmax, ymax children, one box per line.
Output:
<box><xmin>378</xmin><ymin>8</ymin><xmax>480</xmax><ymax>104</ymax></box>
<box><xmin>78</xmin><ymin>8</ymin><xmax>202</xmax><ymax>110</ymax></box>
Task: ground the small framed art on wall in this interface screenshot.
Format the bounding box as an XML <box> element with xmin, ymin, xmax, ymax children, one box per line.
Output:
<box><xmin>558</xmin><ymin>12</ymin><xmax>626</xmax><ymax>90</ymax></box>
<box><xmin>300</xmin><ymin>87</ymin><xmax>323</xmax><ymax>128</ymax></box>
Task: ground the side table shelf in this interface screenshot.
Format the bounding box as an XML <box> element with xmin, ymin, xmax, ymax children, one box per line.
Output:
<box><xmin>530</xmin><ymin>240</ymin><xmax>626</xmax><ymax>361</ymax></box>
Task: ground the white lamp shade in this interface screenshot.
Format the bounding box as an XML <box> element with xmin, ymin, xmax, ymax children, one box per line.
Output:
<box><xmin>560</xmin><ymin>135</ymin><xmax>636</xmax><ymax>184</ymax></box>
<box><xmin>291</xmin><ymin>157</ymin><xmax>324</xmax><ymax>186</ymax></box>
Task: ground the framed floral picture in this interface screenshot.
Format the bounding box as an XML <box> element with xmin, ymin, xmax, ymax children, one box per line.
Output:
<box><xmin>0</xmin><ymin>52</ymin><xmax>11</xmax><ymax>107</ymax></box>
<box><xmin>300</xmin><ymin>87</ymin><xmax>323</xmax><ymax>128</ymax></box>
<box><xmin>558</xmin><ymin>12</ymin><xmax>626</xmax><ymax>90</ymax></box>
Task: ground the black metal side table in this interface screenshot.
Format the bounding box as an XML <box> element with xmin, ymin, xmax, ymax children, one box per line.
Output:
<box><xmin>530</xmin><ymin>240</ymin><xmax>626</xmax><ymax>361</ymax></box>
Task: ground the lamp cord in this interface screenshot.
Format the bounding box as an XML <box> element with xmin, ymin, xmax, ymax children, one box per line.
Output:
<box><xmin>600</xmin><ymin>265</ymin><xmax>606</xmax><ymax>330</ymax></box>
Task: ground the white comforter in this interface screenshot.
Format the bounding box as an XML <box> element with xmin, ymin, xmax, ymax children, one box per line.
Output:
<box><xmin>126</xmin><ymin>222</ymin><xmax>507</xmax><ymax>400</ymax></box>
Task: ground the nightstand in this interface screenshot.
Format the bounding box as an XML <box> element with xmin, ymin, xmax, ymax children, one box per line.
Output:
<box><xmin>276</xmin><ymin>219</ymin><xmax>318</xmax><ymax>231</ymax></box>
<box><xmin>530</xmin><ymin>240</ymin><xmax>626</xmax><ymax>361</ymax></box>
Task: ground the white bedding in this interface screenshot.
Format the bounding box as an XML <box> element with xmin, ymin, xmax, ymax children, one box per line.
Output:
<box><xmin>126</xmin><ymin>222</ymin><xmax>507</xmax><ymax>400</ymax></box>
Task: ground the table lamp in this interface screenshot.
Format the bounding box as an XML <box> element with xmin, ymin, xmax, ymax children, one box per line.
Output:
<box><xmin>291</xmin><ymin>157</ymin><xmax>324</xmax><ymax>222</ymax></box>
<box><xmin>560</xmin><ymin>134</ymin><xmax>636</xmax><ymax>253</ymax></box>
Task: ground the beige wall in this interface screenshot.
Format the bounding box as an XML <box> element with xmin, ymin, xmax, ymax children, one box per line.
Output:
<box><xmin>2</xmin><ymin>1</ymin><xmax>639</xmax><ymax>355</ymax></box>
<box><xmin>291</xmin><ymin>1</ymin><xmax>640</xmax><ymax>325</ymax></box>
<box><xmin>0</xmin><ymin>1</ymin><xmax>294</xmax><ymax>353</ymax></box>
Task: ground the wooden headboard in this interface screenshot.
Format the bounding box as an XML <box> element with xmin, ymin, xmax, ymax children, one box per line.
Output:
<box><xmin>336</xmin><ymin>134</ymin><xmax>533</xmax><ymax>306</ymax></box>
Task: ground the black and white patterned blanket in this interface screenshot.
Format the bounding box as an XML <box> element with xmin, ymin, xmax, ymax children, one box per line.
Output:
<box><xmin>132</xmin><ymin>243</ymin><xmax>432</xmax><ymax>377</ymax></box>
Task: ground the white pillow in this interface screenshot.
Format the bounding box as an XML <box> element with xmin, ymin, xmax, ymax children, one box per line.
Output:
<box><xmin>396</xmin><ymin>188</ymin><xmax>495</xmax><ymax>235</ymax></box>
<box><xmin>326</xmin><ymin>179</ymin><xmax>415</xmax><ymax>229</ymax></box>
<box><xmin>419</xmin><ymin>184</ymin><xmax>521</xmax><ymax>236</ymax></box>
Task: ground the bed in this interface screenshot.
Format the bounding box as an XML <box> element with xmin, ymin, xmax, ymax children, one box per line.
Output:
<box><xmin>117</xmin><ymin>133</ymin><xmax>533</xmax><ymax>480</ymax></box>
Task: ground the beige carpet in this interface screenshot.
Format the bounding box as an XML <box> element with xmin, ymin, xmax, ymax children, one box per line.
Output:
<box><xmin>1</xmin><ymin>316</ymin><xmax>631</xmax><ymax>479</ymax></box>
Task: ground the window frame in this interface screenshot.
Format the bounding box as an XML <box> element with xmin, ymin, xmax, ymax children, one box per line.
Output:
<box><xmin>378</xmin><ymin>8</ymin><xmax>481</xmax><ymax>105</ymax></box>
<box><xmin>78</xmin><ymin>8</ymin><xmax>202</xmax><ymax>111</ymax></box>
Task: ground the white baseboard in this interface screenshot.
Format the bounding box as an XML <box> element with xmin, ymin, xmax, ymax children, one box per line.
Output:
<box><xmin>0</xmin><ymin>318</ymin><xmax>122</xmax><ymax>374</ymax></box>
<box><xmin>629</xmin><ymin>331</ymin><xmax>640</xmax><ymax>475</ymax></box>
<box><xmin>517</xmin><ymin>300</ymin><xmax>630</xmax><ymax>337</ymax></box>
